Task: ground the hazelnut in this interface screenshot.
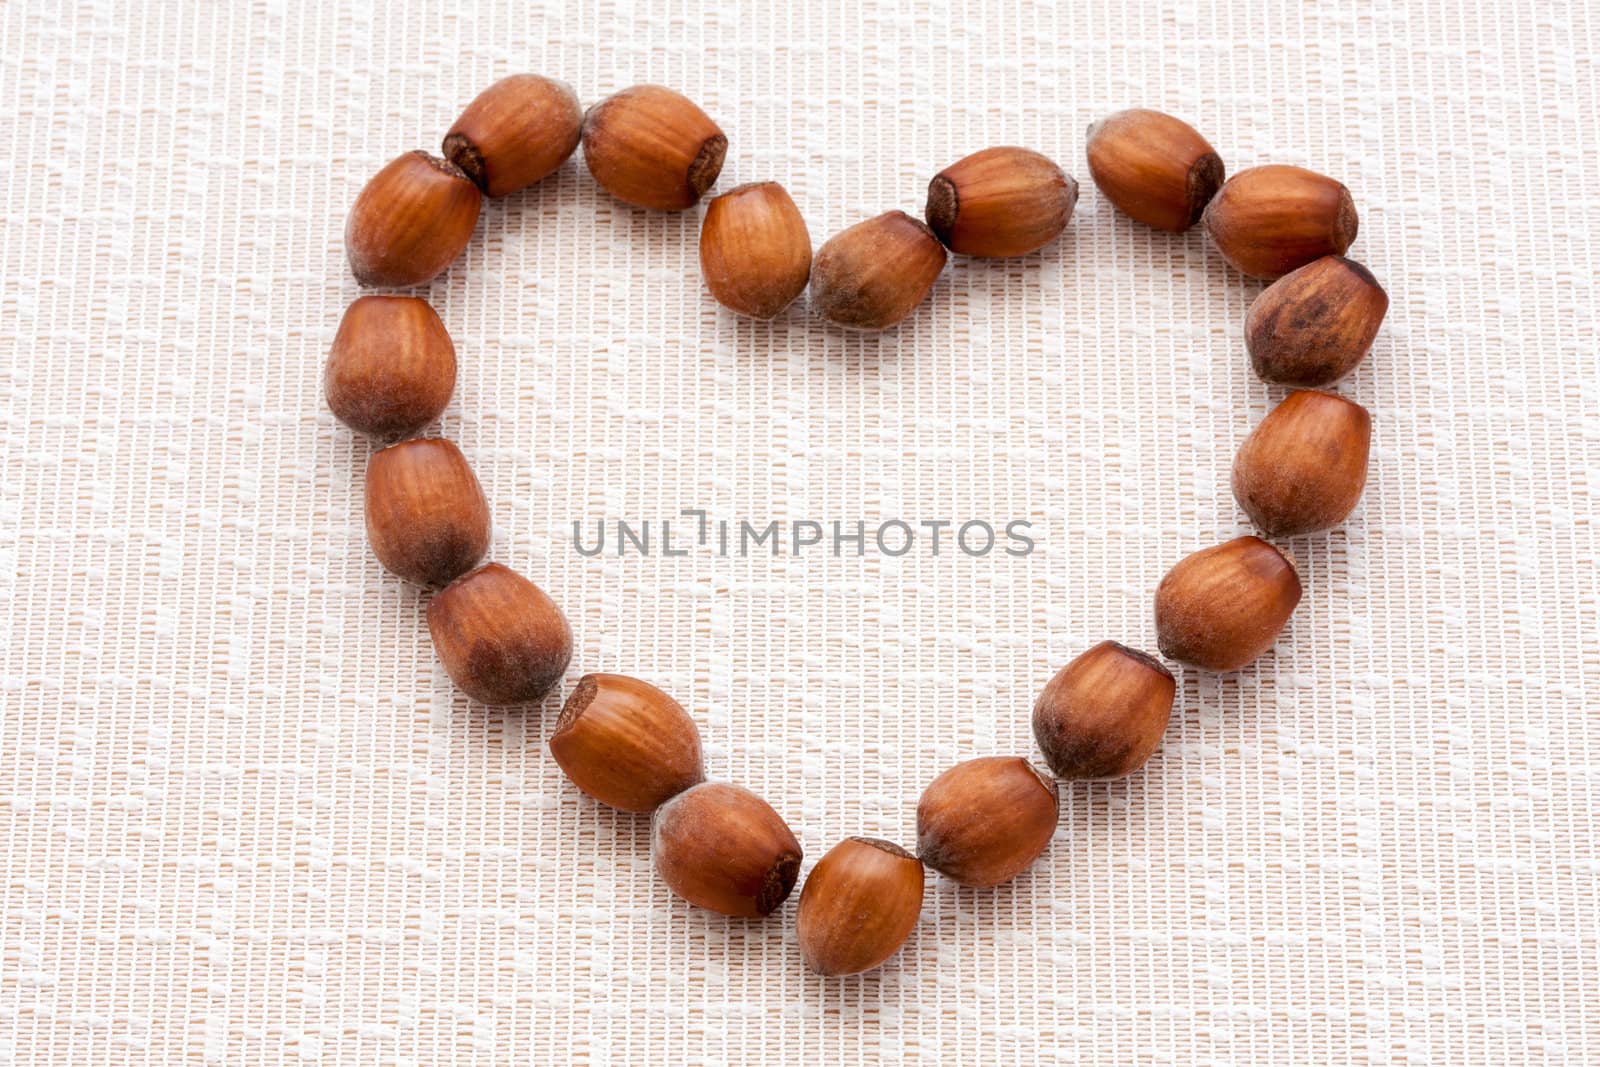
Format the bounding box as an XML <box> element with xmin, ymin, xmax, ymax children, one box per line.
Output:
<box><xmin>1232</xmin><ymin>390</ymin><xmax>1372</xmax><ymax>537</ymax></box>
<box><xmin>1246</xmin><ymin>255</ymin><xmax>1389</xmax><ymax>386</ymax></box>
<box><xmin>924</xmin><ymin>146</ymin><xmax>1078</xmax><ymax>257</ymax></box>
<box><xmin>345</xmin><ymin>151</ymin><xmax>482</xmax><ymax>287</ymax></box>
<box><xmin>796</xmin><ymin>837</ymin><xmax>924</xmax><ymax>976</ymax></box>
<box><xmin>581</xmin><ymin>85</ymin><xmax>726</xmax><ymax>211</ymax></box>
<box><xmin>443</xmin><ymin>74</ymin><xmax>582</xmax><ymax>197</ymax></box>
<box><xmin>810</xmin><ymin>211</ymin><xmax>948</xmax><ymax>330</ymax></box>
<box><xmin>1202</xmin><ymin>164</ymin><xmax>1358</xmax><ymax>279</ymax></box>
<box><xmin>1155</xmin><ymin>536</ymin><xmax>1302</xmax><ymax>671</ymax></box>
<box><xmin>325</xmin><ymin>295</ymin><xmax>456</xmax><ymax>437</ymax></box>
<box><xmin>699</xmin><ymin>181</ymin><xmax>812</xmax><ymax>319</ymax></box>
<box><xmin>1032</xmin><ymin>641</ymin><xmax>1175</xmax><ymax>780</ymax></box>
<box><xmin>1085</xmin><ymin>109</ymin><xmax>1224</xmax><ymax>232</ymax></box>
<box><xmin>916</xmin><ymin>756</ymin><xmax>1058</xmax><ymax>887</ymax></box>
<box><xmin>551</xmin><ymin>674</ymin><xmax>704</xmax><ymax>813</ymax></box>
<box><xmin>365</xmin><ymin>438</ymin><xmax>491</xmax><ymax>586</ymax></box>
<box><xmin>427</xmin><ymin>562</ymin><xmax>572</xmax><ymax>704</ymax></box>
<box><xmin>652</xmin><ymin>782</ymin><xmax>803</xmax><ymax>918</ymax></box>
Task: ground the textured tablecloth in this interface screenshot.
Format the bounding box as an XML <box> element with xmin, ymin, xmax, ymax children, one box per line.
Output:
<box><xmin>2</xmin><ymin>1</ymin><xmax>1597</xmax><ymax>1063</ymax></box>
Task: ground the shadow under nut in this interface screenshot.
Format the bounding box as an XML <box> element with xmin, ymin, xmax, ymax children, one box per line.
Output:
<box><xmin>426</xmin><ymin>563</ymin><xmax>573</xmax><ymax>704</ymax></box>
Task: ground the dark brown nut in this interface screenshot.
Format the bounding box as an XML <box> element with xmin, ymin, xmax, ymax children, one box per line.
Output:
<box><xmin>916</xmin><ymin>756</ymin><xmax>1059</xmax><ymax>887</ymax></box>
<box><xmin>1032</xmin><ymin>641</ymin><xmax>1175</xmax><ymax>780</ymax></box>
<box><xmin>365</xmin><ymin>438</ymin><xmax>490</xmax><ymax>586</ymax></box>
<box><xmin>796</xmin><ymin>837</ymin><xmax>924</xmax><ymax>976</ymax></box>
<box><xmin>325</xmin><ymin>295</ymin><xmax>456</xmax><ymax>437</ymax></box>
<box><xmin>699</xmin><ymin>181</ymin><xmax>812</xmax><ymax>318</ymax></box>
<box><xmin>924</xmin><ymin>146</ymin><xmax>1078</xmax><ymax>257</ymax></box>
<box><xmin>345</xmin><ymin>151</ymin><xmax>482</xmax><ymax>287</ymax></box>
<box><xmin>443</xmin><ymin>74</ymin><xmax>582</xmax><ymax>197</ymax></box>
<box><xmin>427</xmin><ymin>563</ymin><xmax>572</xmax><ymax>704</ymax></box>
<box><xmin>1085</xmin><ymin>109</ymin><xmax>1224</xmax><ymax>232</ymax></box>
<box><xmin>581</xmin><ymin>85</ymin><xmax>726</xmax><ymax>211</ymax></box>
<box><xmin>1246</xmin><ymin>255</ymin><xmax>1389</xmax><ymax>386</ymax></box>
<box><xmin>1232</xmin><ymin>390</ymin><xmax>1372</xmax><ymax>537</ymax></box>
<box><xmin>652</xmin><ymin>782</ymin><xmax>803</xmax><ymax>918</ymax></box>
<box><xmin>1155</xmin><ymin>536</ymin><xmax>1302</xmax><ymax>671</ymax></box>
<box><xmin>550</xmin><ymin>674</ymin><xmax>704</xmax><ymax>813</ymax></box>
<box><xmin>1202</xmin><ymin>164</ymin><xmax>1358</xmax><ymax>279</ymax></box>
<box><xmin>809</xmin><ymin>211</ymin><xmax>948</xmax><ymax>330</ymax></box>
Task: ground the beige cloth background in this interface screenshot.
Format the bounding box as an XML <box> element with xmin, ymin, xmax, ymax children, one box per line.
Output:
<box><xmin>3</xmin><ymin>1</ymin><xmax>1597</xmax><ymax>1063</ymax></box>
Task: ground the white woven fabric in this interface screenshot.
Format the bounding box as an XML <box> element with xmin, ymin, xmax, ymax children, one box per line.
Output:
<box><xmin>3</xmin><ymin>1</ymin><xmax>1597</xmax><ymax>1063</ymax></box>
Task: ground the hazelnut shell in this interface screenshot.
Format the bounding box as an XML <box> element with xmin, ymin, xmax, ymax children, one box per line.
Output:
<box><xmin>365</xmin><ymin>438</ymin><xmax>491</xmax><ymax>587</ymax></box>
<box><xmin>581</xmin><ymin>85</ymin><xmax>726</xmax><ymax>211</ymax></box>
<box><xmin>325</xmin><ymin>295</ymin><xmax>456</xmax><ymax>437</ymax></box>
<box><xmin>1202</xmin><ymin>164</ymin><xmax>1358</xmax><ymax>279</ymax></box>
<box><xmin>345</xmin><ymin>151</ymin><xmax>482</xmax><ymax>288</ymax></box>
<box><xmin>1085</xmin><ymin>110</ymin><xmax>1224</xmax><ymax>232</ymax></box>
<box><xmin>924</xmin><ymin>146</ymin><xmax>1078</xmax><ymax>257</ymax></box>
<box><xmin>444</xmin><ymin>74</ymin><xmax>582</xmax><ymax>197</ymax></box>
<box><xmin>427</xmin><ymin>563</ymin><xmax>573</xmax><ymax>704</ymax></box>
<box><xmin>652</xmin><ymin>782</ymin><xmax>803</xmax><ymax>918</ymax></box>
<box><xmin>1246</xmin><ymin>255</ymin><xmax>1389</xmax><ymax>386</ymax></box>
<box><xmin>551</xmin><ymin>674</ymin><xmax>705</xmax><ymax>813</ymax></box>
<box><xmin>1232</xmin><ymin>390</ymin><xmax>1372</xmax><ymax>537</ymax></box>
<box><xmin>810</xmin><ymin>210</ymin><xmax>948</xmax><ymax>330</ymax></box>
<box><xmin>916</xmin><ymin>756</ymin><xmax>1059</xmax><ymax>887</ymax></box>
<box><xmin>796</xmin><ymin>837</ymin><xmax>925</xmax><ymax>976</ymax></box>
<box><xmin>1032</xmin><ymin>641</ymin><xmax>1175</xmax><ymax>779</ymax></box>
<box><xmin>1155</xmin><ymin>536</ymin><xmax>1302</xmax><ymax>671</ymax></box>
<box><xmin>699</xmin><ymin>181</ymin><xmax>812</xmax><ymax>319</ymax></box>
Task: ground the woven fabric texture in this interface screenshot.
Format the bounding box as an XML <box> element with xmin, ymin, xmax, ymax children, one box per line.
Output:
<box><xmin>2</xmin><ymin>1</ymin><xmax>1597</xmax><ymax>1063</ymax></box>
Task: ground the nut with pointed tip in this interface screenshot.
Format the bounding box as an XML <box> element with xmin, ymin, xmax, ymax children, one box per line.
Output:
<box><xmin>916</xmin><ymin>756</ymin><xmax>1059</xmax><ymax>887</ymax></box>
<box><xmin>581</xmin><ymin>85</ymin><xmax>726</xmax><ymax>211</ymax></box>
<box><xmin>365</xmin><ymin>438</ymin><xmax>490</xmax><ymax>586</ymax></box>
<box><xmin>924</xmin><ymin>146</ymin><xmax>1078</xmax><ymax>257</ymax></box>
<box><xmin>1155</xmin><ymin>536</ymin><xmax>1302</xmax><ymax>671</ymax></box>
<box><xmin>699</xmin><ymin>181</ymin><xmax>812</xmax><ymax>319</ymax></box>
<box><xmin>551</xmin><ymin>674</ymin><xmax>704</xmax><ymax>813</ymax></box>
<box><xmin>1246</xmin><ymin>255</ymin><xmax>1389</xmax><ymax>386</ymax></box>
<box><xmin>810</xmin><ymin>211</ymin><xmax>948</xmax><ymax>330</ymax></box>
<box><xmin>443</xmin><ymin>74</ymin><xmax>582</xmax><ymax>197</ymax></box>
<box><xmin>427</xmin><ymin>563</ymin><xmax>572</xmax><ymax>704</ymax></box>
<box><xmin>652</xmin><ymin>782</ymin><xmax>803</xmax><ymax>918</ymax></box>
<box><xmin>325</xmin><ymin>295</ymin><xmax>457</xmax><ymax>437</ymax></box>
<box><xmin>1233</xmin><ymin>390</ymin><xmax>1372</xmax><ymax>537</ymax></box>
<box><xmin>1085</xmin><ymin>110</ymin><xmax>1224</xmax><ymax>232</ymax></box>
<box><xmin>345</xmin><ymin>151</ymin><xmax>482</xmax><ymax>287</ymax></box>
<box><xmin>1202</xmin><ymin>164</ymin><xmax>1358</xmax><ymax>279</ymax></box>
<box><xmin>796</xmin><ymin>837</ymin><xmax>925</xmax><ymax>976</ymax></box>
<box><xmin>1032</xmin><ymin>641</ymin><xmax>1175</xmax><ymax>780</ymax></box>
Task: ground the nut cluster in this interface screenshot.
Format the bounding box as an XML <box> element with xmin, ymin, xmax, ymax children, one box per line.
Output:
<box><xmin>330</xmin><ymin>79</ymin><xmax>1387</xmax><ymax>977</ymax></box>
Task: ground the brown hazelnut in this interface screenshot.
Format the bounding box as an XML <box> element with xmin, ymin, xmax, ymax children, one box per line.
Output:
<box><xmin>345</xmin><ymin>151</ymin><xmax>482</xmax><ymax>287</ymax></box>
<box><xmin>1155</xmin><ymin>536</ymin><xmax>1302</xmax><ymax>671</ymax></box>
<box><xmin>916</xmin><ymin>756</ymin><xmax>1058</xmax><ymax>887</ymax></box>
<box><xmin>809</xmin><ymin>211</ymin><xmax>948</xmax><ymax>330</ymax></box>
<box><xmin>652</xmin><ymin>782</ymin><xmax>803</xmax><ymax>918</ymax></box>
<box><xmin>1202</xmin><ymin>164</ymin><xmax>1358</xmax><ymax>279</ymax></box>
<box><xmin>581</xmin><ymin>85</ymin><xmax>726</xmax><ymax>211</ymax></box>
<box><xmin>1085</xmin><ymin>110</ymin><xmax>1224</xmax><ymax>232</ymax></box>
<box><xmin>699</xmin><ymin>181</ymin><xmax>812</xmax><ymax>319</ymax></box>
<box><xmin>325</xmin><ymin>295</ymin><xmax>456</xmax><ymax>437</ymax></box>
<box><xmin>365</xmin><ymin>438</ymin><xmax>490</xmax><ymax>586</ymax></box>
<box><xmin>550</xmin><ymin>674</ymin><xmax>704</xmax><ymax>813</ymax></box>
<box><xmin>924</xmin><ymin>146</ymin><xmax>1078</xmax><ymax>257</ymax></box>
<box><xmin>1032</xmin><ymin>641</ymin><xmax>1175</xmax><ymax>780</ymax></box>
<box><xmin>1232</xmin><ymin>390</ymin><xmax>1372</xmax><ymax>537</ymax></box>
<box><xmin>1246</xmin><ymin>255</ymin><xmax>1389</xmax><ymax>386</ymax></box>
<box><xmin>426</xmin><ymin>562</ymin><xmax>572</xmax><ymax>704</ymax></box>
<box><xmin>443</xmin><ymin>74</ymin><xmax>582</xmax><ymax>197</ymax></box>
<box><xmin>796</xmin><ymin>837</ymin><xmax>924</xmax><ymax>976</ymax></box>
